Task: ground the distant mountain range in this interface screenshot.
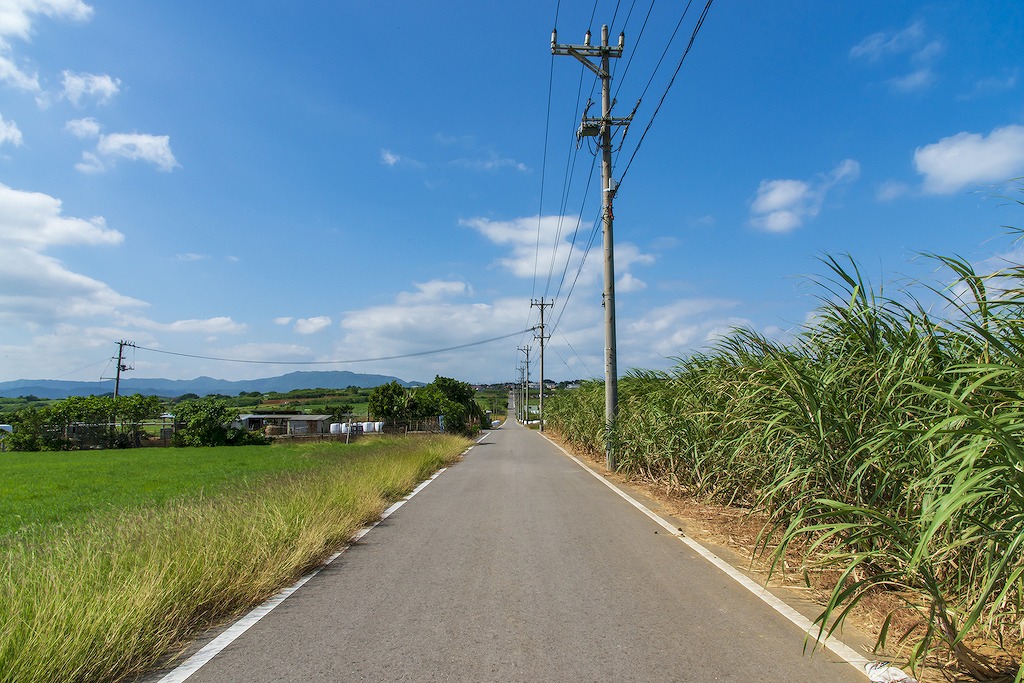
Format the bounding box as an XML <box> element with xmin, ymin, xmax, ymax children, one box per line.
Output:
<box><xmin>0</xmin><ymin>371</ymin><xmax>422</xmax><ymax>399</ymax></box>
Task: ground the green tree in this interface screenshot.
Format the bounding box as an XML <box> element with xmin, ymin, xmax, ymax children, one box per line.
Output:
<box><xmin>410</xmin><ymin>376</ymin><xmax>485</xmax><ymax>435</ymax></box>
<box><xmin>171</xmin><ymin>399</ymin><xmax>238</xmax><ymax>447</ymax></box>
<box><xmin>368</xmin><ymin>381</ymin><xmax>407</xmax><ymax>421</ymax></box>
<box><xmin>114</xmin><ymin>394</ymin><xmax>162</xmax><ymax>447</ymax></box>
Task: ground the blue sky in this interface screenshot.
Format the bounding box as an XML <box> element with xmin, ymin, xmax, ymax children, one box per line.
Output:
<box><xmin>1</xmin><ymin>1</ymin><xmax>1022</xmax><ymax>386</ymax></box>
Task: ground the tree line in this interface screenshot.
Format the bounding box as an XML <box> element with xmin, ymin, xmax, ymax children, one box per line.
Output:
<box><xmin>368</xmin><ymin>376</ymin><xmax>487</xmax><ymax>436</ymax></box>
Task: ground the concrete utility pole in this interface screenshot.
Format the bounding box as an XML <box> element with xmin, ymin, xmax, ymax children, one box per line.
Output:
<box><xmin>113</xmin><ymin>339</ymin><xmax>134</xmax><ymax>398</ymax></box>
<box><xmin>531</xmin><ymin>298</ymin><xmax>552</xmax><ymax>431</ymax></box>
<box><xmin>518</xmin><ymin>345</ymin><xmax>531</xmax><ymax>424</ymax></box>
<box><xmin>552</xmin><ymin>25</ymin><xmax>630</xmax><ymax>471</ymax></box>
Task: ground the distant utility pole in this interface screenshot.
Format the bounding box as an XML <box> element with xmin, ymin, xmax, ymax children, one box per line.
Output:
<box><xmin>518</xmin><ymin>345</ymin><xmax>531</xmax><ymax>423</ymax></box>
<box><xmin>516</xmin><ymin>365</ymin><xmax>525</xmax><ymax>421</ymax></box>
<box><xmin>113</xmin><ymin>340</ymin><xmax>135</xmax><ymax>398</ymax></box>
<box><xmin>531</xmin><ymin>299</ymin><xmax>552</xmax><ymax>431</ymax></box>
<box><xmin>552</xmin><ymin>25</ymin><xmax>630</xmax><ymax>471</ymax></box>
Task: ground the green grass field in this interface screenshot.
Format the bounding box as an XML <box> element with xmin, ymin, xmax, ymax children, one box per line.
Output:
<box><xmin>0</xmin><ymin>435</ymin><xmax>470</xmax><ymax>683</ymax></box>
<box><xmin>0</xmin><ymin>444</ymin><xmax>335</xmax><ymax>538</ymax></box>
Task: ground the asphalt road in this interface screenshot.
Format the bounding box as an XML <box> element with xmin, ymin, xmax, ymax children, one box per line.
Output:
<box><xmin>169</xmin><ymin>421</ymin><xmax>868</xmax><ymax>682</ymax></box>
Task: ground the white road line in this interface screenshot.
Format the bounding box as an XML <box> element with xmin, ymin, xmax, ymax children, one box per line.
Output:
<box><xmin>158</xmin><ymin>434</ymin><xmax>486</xmax><ymax>683</ymax></box>
<box><xmin>543</xmin><ymin>435</ymin><xmax>875</xmax><ymax>680</ymax></box>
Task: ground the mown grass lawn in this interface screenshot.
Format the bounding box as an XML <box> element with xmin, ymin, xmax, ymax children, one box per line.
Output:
<box><xmin>0</xmin><ymin>435</ymin><xmax>470</xmax><ymax>683</ymax></box>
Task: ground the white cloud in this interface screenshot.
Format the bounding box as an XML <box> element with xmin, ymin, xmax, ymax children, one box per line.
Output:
<box><xmin>876</xmin><ymin>180</ymin><xmax>909</xmax><ymax>202</ymax></box>
<box><xmin>960</xmin><ymin>71</ymin><xmax>1018</xmax><ymax>100</ymax></box>
<box><xmin>617</xmin><ymin>272</ymin><xmax>647</xmax><ymax>293</ymax></box>
<box><xmin>622</xmin><ymin>299</ymin><xmax>747</xmax><ymax>360</ymax></box>
<box><xmin>74</xmin><ymin>150</ymin><xmax>104</xmax><ymax>173</ymax></box>
<box><xmin>65</xmin><ymin>116</ymin><xmax>100</xmax><ymax>137</ymax></box>
<box><xmin>396</xmin><ymin>280</ymin><xmax>470</xmax><ymax>305</ymax></box>
<box><xmin>0</xmin><ymin>1</ymin><xmax>92</xmax><ymax>41</ymax></box>
<box><xmin>294</xmin><ymin>316</ymin><xmax>332</xmax><ymax>334</ymax></box>
<box><xmin>888</xmin><ymin>68</ymin><xmax>932</xmax><ymax>92</ymax></box>
<box><xmin>0</xmin><ymin>248</ymin><xmax>143</xmax><ymax>324</ymax></box>
<box><xmin>851</xmin><ymin>21</ymin><xmax>943</xmax><ymax>93</ymax></box>
<box><xmin>203</xmin><ymin>342</ymin><xmax>313</xmax><ymax>363</ymax></box>
<box><xmin>914</xmin><ymin>125</ymin><xmax>1024</xmax><ymax>194</ymax></box>
<box><xmin>0</xmin><ymin>0</ymin><xmax>93</xmax><ymax>93</ymax></box>
<box><xmin>125</xmin><ymin>316</ymin><xmax>247</xmax><ymax>335</ymax></box>
<box><xmin>176</xmin><ymin>252</ymin><xmax>207</xmax><ymax>261</ymax></box>
<box><xmin>0</xmin><ymin>181</ymin><xmax>122</xmax><ymax>248</ymax></box>
<box><xmin>850</xmin><ymin>21</ymin><xmax>939</xmax><ymax>63</ymax></box>
<box><xmin>0</xmin><ymin>182</ymin><xmax>145</xmax><ymax>333</ymax></box>
<box><xmin>95</xmin><ymin>132</ymin><xmax>178</xmax><ymax>171</ymax></box>
<box><xmin>461</xmin><ymin>215</ymin><xmax>653</xmax><ymax>286</ymax></box>
<box><xmin>0</xmin><ymin>52</ymin><xmax>38</xmax><ymax>92</ymax></box>
<box><xmin>750</xmin><ymin>159</ymin><xmax>860</xmax><ymax>233</ymax></box>
<box><xmin>273</xmin><ymin>316</ymin><xmax>293</xmax><ymax>326</ymax></box>
<box><xmin>380</xmin><ymin>148</ymin><xmax>423</xmax><ymax>169</ymax></box>
<box><xmin>452</xmin><ymin>153</ymin><xmax>529</xmax><ymax>173</ymax></box>
<box><xmin>0</xmin><ymin>112</ymin><xmax>22</xmax><ymax>146</ymax></box>
<box><xmin>61</xmin><ymin>70</ymin><xmax>119</xmax><ymax>105</ymax></box>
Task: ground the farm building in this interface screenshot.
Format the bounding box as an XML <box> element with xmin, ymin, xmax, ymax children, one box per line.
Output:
<box><xmin>233</xmin><ymin>414</ymin><xmax>333</xmax><ymax>436</ymax></box>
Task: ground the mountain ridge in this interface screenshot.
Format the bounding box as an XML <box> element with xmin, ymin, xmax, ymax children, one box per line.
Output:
<box><xmin>0</xmin><ymin>371</ymin><xmax>423</xmax><ymax>399</ymax></box>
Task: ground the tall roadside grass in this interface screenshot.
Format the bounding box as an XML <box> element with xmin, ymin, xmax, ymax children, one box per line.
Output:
<box><xmin>547</xmin><ymin>245</ymin><xmax>1024</xmax><ymax>680</ymax></box>
<box><xmin>0</xmin><ymin>434</ymin><xmax>468</xmax><ymax>683</ymax></box>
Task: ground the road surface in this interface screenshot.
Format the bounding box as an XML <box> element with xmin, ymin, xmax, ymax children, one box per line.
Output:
<box><xmin>160</xmin><ymin>420</ymin><xmax>869</xmax><ymax>682</ymax></box>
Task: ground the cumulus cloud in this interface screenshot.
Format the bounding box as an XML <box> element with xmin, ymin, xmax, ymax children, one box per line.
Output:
<box><xmin>73</xmin><ymin>130</ymin><xmax>178</xmax><ymax>172</ymax></box>
<box><xmin>96</xmin><ymin>132</ymin><xmax>177</xmax><ymax>171</ymax></box>
<box><xmin>0</xmin><ymin>182</ymin><xmax>145</xmax><ymax>332</ymax></box>
<box><xmin>0</xmin><ymin>112</ymin><xmax>22</xmax><ymax>146</ymax></box>
<box><xmin>914</xmin><ymin>125</ymin><xmax>1024</xmax><ymax>194</ymax></box>
<box><xmin>617</xmin><ymin>272</ymin><xmax>647</xmax><ymax>293</ymax></box>
<box><xmin>461</xmin><ymin>215</ymin><xmax>653</xmax><ymax>285</ymax></box>
<box><xmin>61</xmin><ymin>70</ymin><xmax>119</xmax><ymax>105</ymax></box>
<box><xmin>750</xmin><ymin>159</ymin><xmax>860</xmax><ymax>233</ymax></box>
<box><xmin>65</xmin><ymin>116</ymin><xmax>100</xmax><ymax>137</ymax></box>
<box><xmin>294</xmin><ymin>316</ymin><xmax>332</xmax><ymax>334</ymax></box>
<box><xmin>0</xmin><ymin>0</ymin><xmax>93</xmax><ymax>93</ymax></box>
<box><xmin>622</xmin><ymin>299</ymin><xmax>748</xmax><ymax>360</ymax></box>
<box><xmin>0</xmin><ymin>181</ymin><xmax>122</xmax><ymax>248</ymax></box>
<box><xmin>273</xmin><ymin>316</ymin><xmax>293</xmax><ymax>325</ymax></box>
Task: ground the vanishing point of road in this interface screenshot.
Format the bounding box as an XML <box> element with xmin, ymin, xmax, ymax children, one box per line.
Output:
<box><xmin>158</xmin><ymin>420</ymin><xmax>870</xmax><ymax>682</ymax></box>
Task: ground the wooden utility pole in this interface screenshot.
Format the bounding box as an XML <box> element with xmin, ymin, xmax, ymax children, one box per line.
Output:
<box><xmin>531</xmin><ymin>298</ymin><xmax>551</xmax><ymax>431</ymax></box>
<box><xmin>553</xmin><ymin>25</ymin><xmax>630</xmax><ymax>470</ymax></box>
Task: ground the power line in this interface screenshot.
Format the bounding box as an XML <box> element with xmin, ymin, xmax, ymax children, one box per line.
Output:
<box><xmin>618</xmin><ymin>0</ymin><xmax>714</xmax><ymax>186</ymax></box>
<box><xmin>134</xmin><ymin>329</ymin><xmax>534</xmax><ymax>367</ymax></box>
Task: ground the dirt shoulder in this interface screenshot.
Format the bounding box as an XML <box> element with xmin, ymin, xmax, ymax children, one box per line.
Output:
<box><xmin>539</xmin><ymin>429</ymin><xmax>1011</xmax><ymax>683</ymax></box>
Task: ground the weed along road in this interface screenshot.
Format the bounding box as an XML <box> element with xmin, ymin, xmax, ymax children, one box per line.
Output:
<box><xmin>162</xmin><ymin>421</ymin><xmax>869</xmax><ymax>683</ymax></box>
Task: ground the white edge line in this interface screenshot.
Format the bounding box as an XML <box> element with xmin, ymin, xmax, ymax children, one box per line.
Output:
<box><xmin>158</xmin><ymin>435</ymin><xmax>486</xmax><ymax>683</ymax></box>
<box><xmin>542</xmin><ymin>435</ymin><xmax>876</xmax><ymax>680</ymax></box>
